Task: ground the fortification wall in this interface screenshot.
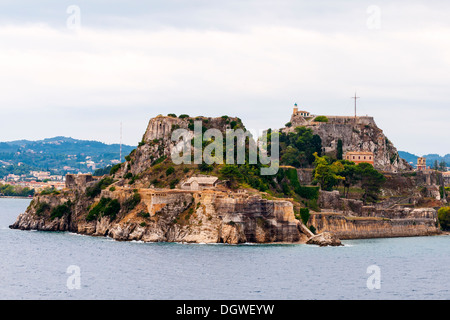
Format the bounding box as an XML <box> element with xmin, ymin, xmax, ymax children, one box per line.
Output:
<box><xmin>309</xmin><ymin>213</ymin><xmax>441</xmax><ymax>239</ymax></box>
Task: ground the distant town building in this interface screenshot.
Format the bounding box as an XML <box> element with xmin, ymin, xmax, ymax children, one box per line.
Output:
<box><xmin>6</xmin><ymin>174</ymin><xmax>20</xmax><ymax>182</ymax></box>
<box><xmin>86</xmin><ymin>160</ymin><xmax>96</xmax><ymax>170</ymax></box>
<box><xmin>30</xmin><ymin>171</ymin><xmax>51</xmax><ymax>180</ymax></box>
<box><xmin>180</xmin><ymin>176</ymin><xmax>219</xmax><ymax>191</ymax></box>
<box><xmin>344</xmin><ymin>151</ymin><xmax>375</xmax><ymax>165</ymax></box>
<box><xmin>417</xmin><ymin>157</ymin><xmax>427</xmax><ymax>171</ymax></box>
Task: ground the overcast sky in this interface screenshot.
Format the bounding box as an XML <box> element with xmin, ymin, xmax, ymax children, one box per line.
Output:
<box><xmin>0</xmin><ymin>0</ymin><xmax>449</xmax><ymax>156</ymax></box>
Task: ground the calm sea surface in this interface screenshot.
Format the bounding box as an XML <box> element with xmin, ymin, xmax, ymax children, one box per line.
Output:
<box><xmin>0</xmin><ymin>198</ymin><xmax>448</xmax><ymax>300</ymax></box>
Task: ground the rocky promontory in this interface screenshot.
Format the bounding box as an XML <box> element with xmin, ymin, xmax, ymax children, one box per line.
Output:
<box><xmin>9</xmin><ymin>111</ymin><xmax>445</xmax><ymax>245</ymax></box>
<box><xmin>11</xmin><ymin>187</ymin><xmax>314</xmax><ymax>244</ymax></box>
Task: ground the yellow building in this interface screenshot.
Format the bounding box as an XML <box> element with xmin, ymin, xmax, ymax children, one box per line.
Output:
<box><xmin>292</xmin><ymin>103</ymin><xmax>311</xmax><ymax>117</ymax></box>
<box><xmin>344</xmin><ymin>151</ymin><xmax>375</xmax><ymax>165</ymax></box>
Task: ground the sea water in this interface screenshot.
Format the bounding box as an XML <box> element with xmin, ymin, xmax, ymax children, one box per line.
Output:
<box><xmin>0</xmin><ymin>198</ymin><xmax>448</xmax><ymax>300</ymax></box>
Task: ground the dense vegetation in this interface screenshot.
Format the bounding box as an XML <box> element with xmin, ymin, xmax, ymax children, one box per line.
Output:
<box><xmin>111</xmin><ymin>119</ymin><xmax>387</xmax><ymax>214</ymax></box>
<box><xmin>50</xmin><ymin>201</ymin><xmax>72</xmax><ymax>220</ymax></box>
<box><xmin>312</xmin><ymin>153</ymin><xmax>386</xmax><ymax>204</ymax></box>
<box><xmin>93</xmin><ymin>165</ymin><xmax>113</xmax><ymax>176</ymax></box>
<box><xmin>0</xmin><ymin>184</ymin><xmax>34</xmax><ymax>197</ymax></box>
<box><xmin>437</xmin><ymin>207</ymin><xmax>450</xmax><ymax>230</ymax></box>
<box><xmin>0</xmin><ymin>137</ymin><xmax>135</xmax><ymax>177</ymax></box>
<box><xmin>278</xmin><ymin>127</ymin><xmax>322</xmax><ymax>168</ymax></box>
<box><xmin>313</xmin><ymin>116</ymin><xmax>329</xmax><ymax>122</ymax></box>
<box><xmin>0</xmin><ymin>163</ymin><xmax>37</xmax><ymax>179</ymax></box>
<box><xmin>86</xmin><ymin>197</ymin><xmax>121</xmax><ymax>221</ymax></box>
<box><xmin>85</xmin><ymin>177</ymin><xmax>115</xmax><ymax>198</ymax></box>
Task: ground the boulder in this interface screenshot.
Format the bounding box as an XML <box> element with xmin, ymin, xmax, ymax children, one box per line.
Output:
<box><xmin>306</xmin><ymin>232</ymin><xmax>342</xmax><ymax>247</ymax></box>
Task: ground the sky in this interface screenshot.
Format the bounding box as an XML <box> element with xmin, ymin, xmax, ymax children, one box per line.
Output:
<box><xmin>0</xmin><ymin>0</ymin><xmax>450</xmax><ymax>156</ymax></box>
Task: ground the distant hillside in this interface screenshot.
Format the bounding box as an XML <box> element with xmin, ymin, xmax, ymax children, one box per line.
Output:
<box><xmin>0</xmin><ymin>137</ymin><xmax>135</xmax><ymax>177</ymax></box>
<box><xmin>398</xmin><ymin>151</ymin><xmax>450</xmax><ymax>167</ymax></box>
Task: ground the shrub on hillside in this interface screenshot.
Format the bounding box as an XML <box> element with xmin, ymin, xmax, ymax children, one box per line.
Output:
<box><xmin>166</xmin><ymin>167</ymin><xmax>175</xmax><ymax>176</ymax></box>
<box><xmin>438</xmin><ymin>207</ymin><xmax>450</xmax><ymax>230</ymax></box>
<box><xmin>86</xmin><ymin>197</ymin><xmax>121</xmax><ymax>221</ymax></box>
<box><xmin>50</xmin><ymin>202</ymin><xmax>72</xmax><ymax>220</ymax></box>
<box><xmin>314</xmin><ymin>116</ymin><xmax>329</xmax><ymax>122</ymax></box>
<box><xmin>110</xmin><ymin>163</ymin><xmax>122</xmax><ymax>175</ymax></box>
<box><xmin>124</xmin><ymin>191</ymin><xmax>141</xmax><ymax>211</ymax></box>
<box><xmin>299</xmin><ymin>208</ymin><xmax>311</xmax><ymax>225</ymax></box>
<box><xmin>35</xmin><ymin>202</ymin><xmax>50</xmax><ymax>216</ymax></box>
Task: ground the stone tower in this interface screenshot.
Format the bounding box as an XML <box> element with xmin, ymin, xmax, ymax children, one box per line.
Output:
<box><xmin>417</xmin><ymin>157</ymin><xmax>427</xmax><ymax>171</ymax></box>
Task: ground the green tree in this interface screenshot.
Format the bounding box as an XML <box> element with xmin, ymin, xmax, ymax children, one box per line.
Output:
<box><xmin>438</xmin><ymin>207</ymin><xmax>450</xmax><ymax>230</ymax></box>
<box><xmin>439</xmin><ymin>161</ymin><xmax>447</xmax><ymax>172</ymax></box>
<box><xmin>339</xmin><ymin>160</ymin><xmax>360</xmax><ymax>198</ymax></box>
<box><xmin>313</xmin><ymin>153</ymin><xmax>344</xmax><ymax>191</ymax></box>
<box><xmin>219</xmin><ymin>165</ymin><xmax>243</xmax><ymax>188</ymax></box>
<box><xmin>433</xmin><ymin>160</ymin><xmax>439</xmax><ymax>171</ymax></box>
<box><xmin>280</xmin><ymin>147</ymin><xmax>302</xmax><ymax>168</ymax></box>
<box><xmin>355</xmin><ymin>162</ymin><xmax>386</xmax><ymax>204</ymax></box>
<box><xmin>279</xmin><ymin>126</ymin><xmax>322</xmax><ymax>168</ymax></box>
<box><xmin>299</xmin><ymin>208</ymin><xmax>310</xmax><ymax>225</ymax></box>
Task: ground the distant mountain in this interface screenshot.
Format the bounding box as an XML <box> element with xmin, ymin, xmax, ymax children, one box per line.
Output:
<box><xmin>398</xmin><ymin>151</ymin><xmax>450</xmax><ymax>167</ymax></box>
<box><xmin>0</xmin><ymin>137</ymin><xmax>136</xmax><ymax>178</ymax></box>
<box><xmin>398</xmin><ymin>151</ymin><xmax>418</xmax><ymax>165</ymax></box>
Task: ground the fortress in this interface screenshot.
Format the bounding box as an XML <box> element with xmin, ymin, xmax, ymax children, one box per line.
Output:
<box><xmin>285</xmin><ymin>103</ymin><xmax>410</xmax><ymax>172</ymax></box>
<box><xmin>9</xmin><ymin>109</ymin><xmax>443</xmax><ymax>245</ymax></box>
<box><xmin>290</xmin><ymin>103</ymin><xmax>376</xmax><ymax>127</ymax></box>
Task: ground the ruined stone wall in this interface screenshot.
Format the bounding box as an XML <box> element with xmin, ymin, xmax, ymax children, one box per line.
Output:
<box><xmin>65</xmin><ymin>174</ymin><xmax>95</xmax><ymax>192</ymax></box>
<box><xmin>318</xmin><ymin>190</ymin><xmax>364</xmax><ymax>215</ymax></box>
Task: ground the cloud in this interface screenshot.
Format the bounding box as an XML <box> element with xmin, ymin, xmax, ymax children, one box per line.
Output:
<box><xmin>0</xmin><ymin>2</ymin><xmax>449</xmax><ymax>155</ymax></box>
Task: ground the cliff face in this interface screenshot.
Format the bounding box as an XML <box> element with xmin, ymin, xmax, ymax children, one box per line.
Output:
<box><xmin>287</xmin><ymin>115</ymin><xmax>411</xmax><ymax>172</ymax></box>
<box><xmin>10</xmin><ymin>188</ymin><xmax>309</xmax><ymax>244</ymax></box>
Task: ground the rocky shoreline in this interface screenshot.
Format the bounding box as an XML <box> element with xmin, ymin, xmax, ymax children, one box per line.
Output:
<box><xmin>10</xmin><ymin>189</ymin><xmax>320</xmax><ymax>245</ymax></box>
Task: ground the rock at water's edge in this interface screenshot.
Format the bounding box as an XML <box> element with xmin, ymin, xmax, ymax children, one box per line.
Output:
<box><xmin>306</xmin><ymin>232</ymin><xmax>343</xmax><ymax>247</ymax></box>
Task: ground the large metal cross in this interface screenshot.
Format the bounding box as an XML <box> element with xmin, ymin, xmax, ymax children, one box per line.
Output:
<box><xmin>352</xmin><ymin>92</ymin><xmax>360</xmax><ymax>118</ymax></box>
